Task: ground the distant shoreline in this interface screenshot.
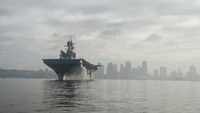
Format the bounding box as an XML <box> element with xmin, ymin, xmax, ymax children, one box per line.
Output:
<box><xmin>1</xmin><ymin>77</ymin><xmax>200</xmax><ymax>82</ymax></box>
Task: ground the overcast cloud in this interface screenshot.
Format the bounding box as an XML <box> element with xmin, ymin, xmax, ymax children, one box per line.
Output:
<box><xmin>1</xmin><ymin>0</ymin><xmax>200</xmax><ymax>73</ymax></box>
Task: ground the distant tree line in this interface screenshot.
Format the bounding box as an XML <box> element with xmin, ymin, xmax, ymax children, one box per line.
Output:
<box><xmin>0</xmin><ymin>68</ymin><xmax>57</xmax><ymax>78</ymax></box>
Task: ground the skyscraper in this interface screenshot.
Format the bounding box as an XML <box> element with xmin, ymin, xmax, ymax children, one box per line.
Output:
<box><xmin>125</xmin><ymin>61</ymin><xmax>132</xmax><ymax>77</ymax></box>
<box><xmin>119</xmin><ymin>64</ymin><xmax>124</xmax><ymax>77</ymax></box>
<box><xmin>170</xmin><ymin>70</ymin><xmax>177</xmax><ymax>78</ymax></box>
<box><xmin>113</xmin><ymin>64</ymin><xmax>118</xmax><ymax>78</ymax></box>
<box><xmin>186</xmin><ymin>65</ymin><xmax>199</xmax><ymax>77</ymax></box>
<box><xmin>176</xmin><ymin>68</ymin><xmax>183</xmax><ymax>78</ymax></box>
<box><xmin>136</xmin><ymin>66</ymin><xmax>142</xmax><ymax>77</ymax></box>
<box><xmin>154</xmin><ymin>69</ymin><xmax>159</xmax><ymax>76</ymax></box>
<box><xmin>142</xmin><ymin>61</ymin><xmax>148</xmax><ymax>76</ymax></box>
<box><xmin>160</xmin><ymin>66</ymin><xmax>167</xmax><ymax>77</ymax></box>
<box><xmin>106</xmin><ymin>62</ymin><xmax>114</xmax><ymax>79</ymax></box>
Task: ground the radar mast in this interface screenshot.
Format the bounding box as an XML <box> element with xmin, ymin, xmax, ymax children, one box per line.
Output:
<box><xmin>60</xmin><ymin>36</ymin><xmax>76</xmax><ymax>59</ymax></box>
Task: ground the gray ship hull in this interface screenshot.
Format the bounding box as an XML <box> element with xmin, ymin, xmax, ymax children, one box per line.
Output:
<box><xmin>43</xmin><ymin>59</ymin><xmax>97</xmax><ymax>80</ymax></box>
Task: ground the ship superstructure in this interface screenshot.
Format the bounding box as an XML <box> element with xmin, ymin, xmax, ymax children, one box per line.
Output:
<box><xmin>43</xmin><ymin>39</ymin><xmax>100</xmax><ymax>80</ymax></box>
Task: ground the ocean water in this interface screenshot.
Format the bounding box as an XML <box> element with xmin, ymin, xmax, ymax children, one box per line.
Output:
<box><xmin>1</xmin><ymin>79</ymin><xmax>200</xmax><ymax>113</ymax></box>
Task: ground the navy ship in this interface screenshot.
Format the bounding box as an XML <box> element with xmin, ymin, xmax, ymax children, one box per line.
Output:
<box><xmin>43</xmin><ymin>39</ymin><xmax>100</xmax><ymax>80</ymax></box>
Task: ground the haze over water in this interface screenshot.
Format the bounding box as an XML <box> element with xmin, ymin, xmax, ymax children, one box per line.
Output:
<box><xmin>1</xmin><ymin>79</ymin><xmax>200</xmax><ymax>113</ymax></box>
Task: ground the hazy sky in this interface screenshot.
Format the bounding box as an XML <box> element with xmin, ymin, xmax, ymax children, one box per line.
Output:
<box><xmin>1</xmin><ymin>0</ymin><xmax>200</xmax><ymax>74</ymax></box>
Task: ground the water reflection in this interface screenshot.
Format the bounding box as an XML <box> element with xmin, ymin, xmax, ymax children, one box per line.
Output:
<box><xmin>2</xmin><ymin>79</ymin><xmax>200</xmax><ymax>113</ymax></box>
<box><xmin>42</xmin><ymin>80</ymin><xmax>150</xmax><ymax>113</ymax></box>
<box><xmin>41</xmin><ymin>80</ymin><xmax>200</xmax><ymax>113</ymax></box>
<box><xmin>43</xmin><ymin>80</ymin><xmax>92</xmax><ymax>111</ymax></box>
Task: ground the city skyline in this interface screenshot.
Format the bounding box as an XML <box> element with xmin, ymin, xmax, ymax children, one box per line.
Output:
<box><xmin>94</xmin><ymin>60</ymin><xmax>200</xmax><ymax>80</ymax></box>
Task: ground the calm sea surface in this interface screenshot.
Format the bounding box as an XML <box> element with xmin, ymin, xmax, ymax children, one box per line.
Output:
<box><xmin>1</xmin><ymin>79</ymin><xmax>200</xmax><ymax>113</ymax></box>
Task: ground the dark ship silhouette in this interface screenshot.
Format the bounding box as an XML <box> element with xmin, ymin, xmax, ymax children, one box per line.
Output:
<box><xmin>43</xmin><ymin>39</ymin><xmax>100</xmax><ymax>80</ymax></box>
